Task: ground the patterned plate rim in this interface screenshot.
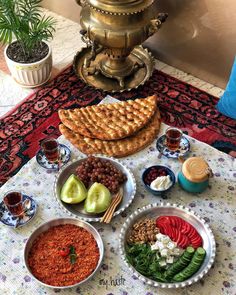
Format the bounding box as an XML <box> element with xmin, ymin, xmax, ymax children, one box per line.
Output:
<box><xmin>156</xmin><ymin>135</ymin><xmax>190</xmax><ymax>158</ymax></box>
<box><xmin>119</xmin><ymin>202</ymin><xmax>216</xmax><ymax>288</ymax></box>
<box><xmin>36</xmin><ymin>144</ymin><xmax>71</xmax><ymax>170</ymax></box>
<box><xmin>53</xmin><ymin>154</ymin><xmax>137</xmax><ymax>222</ymax></box>
<box><xmin>0</xmin><ymin>195</ymin><xmax>37</xmax><ymax>228</ymax></box>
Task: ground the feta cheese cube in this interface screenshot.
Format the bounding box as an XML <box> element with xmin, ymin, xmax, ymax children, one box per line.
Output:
<box><xmin>156</xmin><ymin>233</ymin><xmax>165</xmax><ymax>240</ymax></box>
<box><xmin>173</xmin><ymin>248</ymin><xmax>180</xmax><ymax>256</ymax></box>
<box><xmin>159</xmin><ymin>259</ymin><xmax>167</xmax><ymax>267</ymax></box>
<box><xmin>160</xmin><ymin>248</ymin><xmax>168</xmax><ymax>257</ymax></box>
<box><xmin>162</xmin><ymin>236</ymin><xmax>171</xmax><ymax>244</ymax></box>
<box><xmin>166</xmin><ymin>256</ymin><xmax>174</xmax><ymax>264</ymax></box>
<box><xmin>151</xmin><ymin>243</ymin><xmax>159</xmax><ymax>251</ymax></box>
<box><xmin>157</xmin><ymin>241</ymin><xmax>165</xmax><ymax>250</ymax></box>
<box><xmin>167</xmin><ymin>242</ymin><xmax>175</xmax><ymax>250</ymax></box>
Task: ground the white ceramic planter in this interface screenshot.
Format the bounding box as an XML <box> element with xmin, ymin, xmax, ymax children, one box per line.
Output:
<box><xmin>4</xmin><ymin>42</ymin><xmax>52</xmax><ymax>88</ymax></box>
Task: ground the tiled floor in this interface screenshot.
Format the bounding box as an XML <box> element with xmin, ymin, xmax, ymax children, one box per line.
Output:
<box><xmin>0</xmin><ymin>9</ymin><xmax>224</xmax><ymax>119</ymax></box>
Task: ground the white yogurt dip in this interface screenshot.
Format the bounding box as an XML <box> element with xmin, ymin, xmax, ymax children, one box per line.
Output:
<box><xmin>150</xmin><ymin>175</ymin><xmax>172</xmax><ymax>191</ymax></box>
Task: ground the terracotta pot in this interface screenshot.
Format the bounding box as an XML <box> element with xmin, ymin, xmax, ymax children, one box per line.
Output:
<box><xmin>4</xmin><ymin>42</ymin><xmax>52</xmax><ymax>88</ymax></box>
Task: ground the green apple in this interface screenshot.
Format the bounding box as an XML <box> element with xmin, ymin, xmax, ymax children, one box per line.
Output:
<box><xmin>60</xmin><ymin>174</ymin><xmax>87</xmax><ymax>204</ymax></box>
<box><xmin>84</xmin><ymin>182</ymin><xmax>111</xmax><ymax>214</ymax></box>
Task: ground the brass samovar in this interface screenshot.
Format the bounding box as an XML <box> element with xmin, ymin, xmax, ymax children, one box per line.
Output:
<box><xmin>74</xmin><ymin>0</ymin><xmax>167</xmax><ymax>92</ymax></box>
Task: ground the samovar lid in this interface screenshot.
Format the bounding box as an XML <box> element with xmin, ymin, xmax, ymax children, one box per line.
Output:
<box><xmin>87</xmin><ymin>0</ymin><xmax>154</xmax><ymax>14</ymax></box>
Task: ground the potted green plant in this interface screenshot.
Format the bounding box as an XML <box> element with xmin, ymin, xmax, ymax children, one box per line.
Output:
<box><xmin>0</xmin><ymin>0</ymin><xmax>56</xmax><ymax>88</ymax></box>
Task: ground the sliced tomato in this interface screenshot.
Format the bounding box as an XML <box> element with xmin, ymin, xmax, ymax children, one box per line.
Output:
<box><xmin>180</xmin><ymin>223</ymin><xmax>189</xmax><ymax>235</ymax></box>
<box><xmin>172</xmin><ymin>227</ymin><xmax>179</xmax><ymax>241</ymax></box>
<box><xmin>191</xmin><ymin>236</ymin><xmax>202</xmax><ymax>248</ymax></box>
<box><xmin>158</xmin><ymin>224</ymin><xmax>165</xmax><ymax>234</ymax></box>
<box><xmin>191</xmin><ymin>233</ymin><xmax>202</xmax><ymax>242</ymax></box>
<box><xmin>178</xmin><ymin>234</ymin><xmax>185</xmax><ymax>248</ymax></box>
<box><xmin>59</xmin><ymin>247</ymin><xmax>70</xmax><ymax>257</ymax></box>
<box><xmin>188</xmin><ymin>227</ymin><xmax>198</xmax><ymax>239</ymax></box>
<box><xmin>156</xmin><ymin>216</ymin><xmax>171</xmax><ymax>225</ymax></box>
<box><xmin>180</xmin><ymin>235</ymin><xmax>190</xmax><ymax>248</ymax></box>
<box><xmin>185</xmin><ymin>222</ymin><xmax>192</xmax><ymax>235</ymax></box>
<box><xmin>176</xmin><ymin>230</ymin><xmax>183</xmax><ymax>245</ymax></box>
<box><xmin>168</xmin><ymin>216</ymin><xmax>176</xmax><ymax>227</ymax></box>
<box><xmin>176</xmin><ymin>217</ymin><xmax>183</xmax><ymax>229</ymax></box>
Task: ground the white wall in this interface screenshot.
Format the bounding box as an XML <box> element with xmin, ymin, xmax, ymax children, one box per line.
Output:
<box><xmin>42</xmin><ymin>0</ymin><xmax>81</xmax><ymax>22</ymax></box>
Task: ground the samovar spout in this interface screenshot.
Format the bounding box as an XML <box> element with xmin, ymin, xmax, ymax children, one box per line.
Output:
<box><xmin>148</xmin><ymin>13</ymin><xmax>168</xmax><ymax>37</ymax></box>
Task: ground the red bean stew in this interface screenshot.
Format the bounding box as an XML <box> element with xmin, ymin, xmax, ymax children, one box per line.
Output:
<box><xmin>28</xmin><ymin>224</ymin><xmax>100</xmax><ymax>286</ymax></box>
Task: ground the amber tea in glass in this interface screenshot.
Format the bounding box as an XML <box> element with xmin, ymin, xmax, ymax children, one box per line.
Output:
<box><xmin>165</xmin><ymin>127</ymin><xmax>183</xmax><ymax>151</ymax></box>
<box><xmin>3</xmin><ymin>191</ymin><xmax>24</xmax><ymax>217</ymax></box>
<box><xmin>41</xmin><ymin>138</ymin><xmax>59</xmax><ymax>163</ymax></box>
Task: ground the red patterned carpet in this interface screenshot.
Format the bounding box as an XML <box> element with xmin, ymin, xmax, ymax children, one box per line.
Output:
<box><xmin>0</xmin><ymin>65</ymin><xmax>235</xmax><ymax>186</ymax></box>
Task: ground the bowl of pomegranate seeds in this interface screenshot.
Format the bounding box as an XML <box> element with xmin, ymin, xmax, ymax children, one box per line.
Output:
<box><xmin>142</xmin><ymin>165</ymin><xmax>176</xmax><ymax>196</ymax></box>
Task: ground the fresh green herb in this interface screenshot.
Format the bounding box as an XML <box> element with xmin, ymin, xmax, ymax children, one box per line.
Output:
<box><xmin>126</xmin><ymin>243</ymin><xmax>167</xmax><ymax>283</ymax></box>
<box><xmin>69</xmin><ymin>245</ymin><xmax>77</xmax><ymax>264</ymax></box>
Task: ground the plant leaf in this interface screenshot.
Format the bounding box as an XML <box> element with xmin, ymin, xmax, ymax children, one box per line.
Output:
<box><xmin>0</xmin><ymin>0</ymin><xmax>56</xmax><ymax>57</ymax></box>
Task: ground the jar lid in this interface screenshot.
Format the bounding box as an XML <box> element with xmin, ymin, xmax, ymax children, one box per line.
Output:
<box><xmin>182</xmin><ymin>157</ymin><xmax>211</xmax><ymax>183</ymax></box>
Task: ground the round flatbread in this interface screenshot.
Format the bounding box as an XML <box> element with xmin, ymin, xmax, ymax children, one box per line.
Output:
<box><xmin>59</xmin><ymin>110</ymin><xmax>161</xmax><ymax>158</ymax></box>
<box><xmin>58</xmin><ymin>95</ymin><xmax>157</xmax><ymax>140</ymax></box>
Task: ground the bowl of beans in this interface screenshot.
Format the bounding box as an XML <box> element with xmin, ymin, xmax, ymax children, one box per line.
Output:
<box><xmin>24</xmin><ymin>218</ymin><xmax>104</xmax><ymax>288</ymax></box>
<box><xmin>142</xmin><ymin>165</ymin><xmax>176</xmax><ymax>196</ymax></box>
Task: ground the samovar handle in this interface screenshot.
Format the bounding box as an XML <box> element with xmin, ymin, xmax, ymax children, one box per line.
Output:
<box><xmin>157</xmin><ymin>13</ymin><xmax>168</xmax><ymax>24</ymax></box>
<box><xmin>148</xmin><ymin>12</ymin><xmax>168</xmax><ymax>36</ymax></box>
<box><xmin>75</xmin><ymin>0</ymin><xmax>86</xmax><ymax>7</ymax></box>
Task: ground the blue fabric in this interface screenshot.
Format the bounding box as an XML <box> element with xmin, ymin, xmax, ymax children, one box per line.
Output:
<box><xmin>216</xmin><ymin>57</ymin><xmax>236</xmax><ymax>119</ymax></box>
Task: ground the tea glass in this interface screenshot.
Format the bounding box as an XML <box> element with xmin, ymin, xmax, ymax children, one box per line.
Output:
<box><xmin>3</xmin><ymin>191</ymin><xmax>25</xmax><ymax>217</ymax></box>
<box><xmin>165</xmin><ymin>127</ymin><xmax>183</xmax><ymax>151</ymax></box>
<box><xmin>41</xmin><ymin>137</ymin><xmax>60</xmax><ymax>163</ymax></box>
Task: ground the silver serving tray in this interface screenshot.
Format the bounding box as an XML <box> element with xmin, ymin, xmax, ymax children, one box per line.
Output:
<box><xmin>119</xmin><ymin>203</ymin><xmax>216</xmax><ymax>288</ymax></box>
<box><xmin>54</xmin><ymin>156</ymin><xmax>136</xmax><ymax>222</ymax></box>
<box><xmin>24</xmin><ymin>217</ymin><xmax>104</xmax><ymax>289</ymax></box>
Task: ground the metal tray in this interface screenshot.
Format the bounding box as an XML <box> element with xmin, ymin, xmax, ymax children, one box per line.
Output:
<box><xmin>119</xmin><ymin>202</ymin><xmax>216</xmax><ymax>288</ymax></box>
<box><xmin>24</xmin><ymin>217</ymin><xmax>104</xmax><ymax>289</ymax></box>
<box><xmin>54</xmin><ymin>156</ymin><xmax>136</xmax><ymax>222</ymax></box>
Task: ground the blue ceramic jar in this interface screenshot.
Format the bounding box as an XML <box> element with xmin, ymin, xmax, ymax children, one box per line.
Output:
<box><xmin>178</xmin><ymin>157</ymin><xmax>212</xmax><ymax>193</ymax></box>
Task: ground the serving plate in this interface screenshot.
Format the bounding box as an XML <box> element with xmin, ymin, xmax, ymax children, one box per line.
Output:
<box><xmin>54</xmin><ymin>156</ymin><xmax>136</xmax><ymax>222</ymax></box>
<box><xmin>119</xmin><ymin>203</ymin><xmax>216</xmax><ymax>288</ymax></box>
<box><xmin>24</xmin><ymin>217</ymin><xmax>104</xmax><ymax>289</ymax></box>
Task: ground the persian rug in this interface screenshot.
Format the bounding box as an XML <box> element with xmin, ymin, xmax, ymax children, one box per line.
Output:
<box><xmin>1</xmin><ymin>65</ymin><xmax>235</xmax><ymax>186</ymax></box>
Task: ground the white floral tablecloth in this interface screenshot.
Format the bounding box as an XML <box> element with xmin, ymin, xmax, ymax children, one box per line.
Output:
<box><xmin>0</xmin><ymin>123</ymin><xmax>235</xmax><ymax>295</ymax></box>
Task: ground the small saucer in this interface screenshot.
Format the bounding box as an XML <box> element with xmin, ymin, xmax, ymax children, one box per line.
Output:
<box><xmin>36</xmin><ymin>144</ymin><xmax>71</xmax><ymax>170</ymax></box>
<box><xmin>0</xmin><ymin>195</ymin><xmax>37</xmax><ymax>228</ymax></box>
<box><xmin>156</xmin><ymin>135</ymin><xmax>190</xmax><ymax>159</ymax></box>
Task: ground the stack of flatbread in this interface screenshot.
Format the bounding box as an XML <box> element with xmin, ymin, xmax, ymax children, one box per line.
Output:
<box><xmin>58</xmin><ymin>95</ymin><xmax>161</xmax><ymax>158</ymax></box>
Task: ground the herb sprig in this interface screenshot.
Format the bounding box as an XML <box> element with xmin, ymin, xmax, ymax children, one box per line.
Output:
<box><xmin>69</xmin><ymin>245</ymin><xmax>77</xmax><ymax>264</ymax></box>
<box><xmin>126</xmin><ymin>243</ymin><xmax>167</xmax><ymax>282</ymax></box>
